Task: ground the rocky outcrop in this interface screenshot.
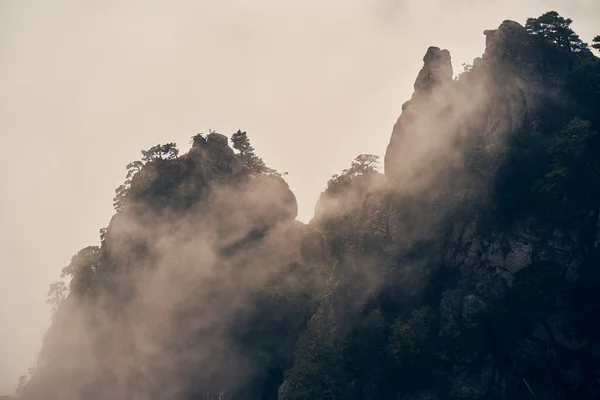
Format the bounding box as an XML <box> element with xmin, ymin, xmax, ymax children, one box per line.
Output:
<box><xmin>385</xmin><ymin>20</ymin><xmax>570</xmax><ymax>185</ymax></box>
<box><xmin>284</xmin><ymin>17</ymin><xmax>600</xmax><ymax>400</ymax></box>
<box><xmin>377</xmin><ymin>18</ymin><xmax>599</xmax><ymax>400</ymax></box>
<box><xmin>384</xmin><ymin>46</ymin><xmax>455</xmax><ymax>184</ymax></box>
<box><xmin>21</xmin><ymin>13</ymin><xmax>600</xmax><ymax>400</ymax></box>
<box><xmin>414</xmin><ymin>47</ymin><xmax>453</xmax><ymax>94</ymax></box>
<box><xmin>23</xmin><ymin>136</ymin><xmax>310</xmax><ymax>400</ymax></box>
<box><xmin>189</xmin><ymin>132</ymin><xmax>247</xmax><ymax>179</ymax></box>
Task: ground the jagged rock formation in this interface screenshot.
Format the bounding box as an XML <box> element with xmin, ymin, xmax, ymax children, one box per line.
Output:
<box><xmin>19</xmin><ymin>12</ymin><xmax>600</xmax><ymax>400</ymax></box>
<box><xmin>283</xmin><ymin>16</ymin><xmax>600</xmax><ymax>400</ymax></box>
<box><xmin>384</xmin><ymin>45</ymin><xmax>456</xmax><ymax>188</ymax></box>
<box><xmin>385</xmin><ymin>20</ymin><xmax>574</xmax><ymax>189</ymax></box>
<box><xmin>23</xmin><ymin>133</ymin><xmax>315</xmax><ymax>400</ymax></box>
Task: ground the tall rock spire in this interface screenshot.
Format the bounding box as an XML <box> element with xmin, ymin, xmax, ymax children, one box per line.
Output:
<box><xmin>383</xmin><ymin>46</ymin><xmax>454</xmax><ymax>185</ymax></box>
<box><xmin>414</xmin><ymin>46</ymin><xmax>453</xmax><ymax>94</ymax></box>
<box><xmin>384</xmin><ymin>19</ymin><xmax>572</xmax><ymax>187</ymax></box>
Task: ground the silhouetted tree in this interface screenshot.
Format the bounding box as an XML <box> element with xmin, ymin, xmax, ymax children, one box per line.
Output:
<box><xmin>46</xmin><ymin>281</ymin><xmax>68</xmax><ymax>315</ymax></box>
<box><xmin>61</xmin><ymin>246</ymin><xmax>101</xmax><ymax>278</ymax></box>
<box><xmin>231</xmin><ymin>130</ymin><xmax>281</xmax><ymax>175</ymax></box>
<box><xmin>325</xmin><ymin>154</ymin><xmax>380</xmax><ymax>195</ymax></box>
<box><xmin>141</xmin><ymin>143</ymin><xmax>179</xmax><ymax>163</ymax></box>
<box><xmin>454</xmin><ymin>62</ymin><xmax>473</xmax><ymax>81</ymax></box>
<box><xmin>525</xmin><ymin>11</ymin><xmax>587</xmax><ymax>52</ymax></box>
<box><xmin>99</xmin><ymin>227</ymin><xmax>107</xmax><ymax>245</ymax></box>
<box><xmin>191</xmin><ymin>132</ymin><xmax>207</xmax><ymax>147</ymax></box>
<box><xmin>113</xmin><ymin>143</ymin><xmax>180</xmax><ymax>211</ymax></box>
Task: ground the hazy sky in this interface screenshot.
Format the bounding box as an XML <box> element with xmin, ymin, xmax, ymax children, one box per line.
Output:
<box><xmin>0</xmin><ymin>0</ymin><xmax>598</xmax><ymax>393</ymax></box>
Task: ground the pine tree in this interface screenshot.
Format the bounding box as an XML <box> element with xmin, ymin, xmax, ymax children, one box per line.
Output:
<box><xmin>231</xmin><ymin>130</ymin><xmax>280</xmax><ymax>175</ymax></box>
<box><xmin>525</xmin><ymin>11</ymin><xmax>587</xmax><ymax>52</ymax></box>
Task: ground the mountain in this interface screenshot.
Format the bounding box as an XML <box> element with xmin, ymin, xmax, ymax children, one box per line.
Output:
<box><xmin>16</xmin><ymin>11</ymin><xmax>600</xmax><ymax>400</ymax></box>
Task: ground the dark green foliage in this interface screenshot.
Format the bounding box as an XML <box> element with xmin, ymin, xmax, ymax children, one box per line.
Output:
<box><xmin>289</xmin><ymin>13</ymin><xmax>600</xmax><ymax>397</ymax></box>
<box><xmin>532</xmin><ymin>118</ymin><xmax>600</xmax><ymax>222</ymax></box>
<box><xmin>286</xmin><ymin>332</ymin><xmax>355</xmax><ymax>400</ymax></box>
<box><xmin>324</xmin><ymin>154</ymin><xmax>380</xmax><ymax>197</ymax></box>
<box><xmin>58</xmin><ymin>245</ymin><xmax>103</xmax><ymax>298</ymax></box>
<box><xmin>238</xmin><ymin>289</ymin><xmax>318</xmax><ymax>369</ymax></box>
<box><xmin>466</xmin><ymin>260</ymin><xmax>593</xmax><ymax>397</ymax></box>
<box><xmin>454</xmin><ymin>62</ymin><xmax>473</xmax><ymax>81</ymax></box>
<box><xmin>568</xmin><ymin>55</ymin><xmax>600</xmax><ymax>126</ymax></box>
<box><xmin>24</xmin><ymin>10</ymin><xmax>600</xmax><ymax>400</ymax></box>
<box><xmin>141</xmin><ymin>142</ymin><xmax>179</xmax><ymax>163</ymax></box>
<box><xmin>491</xmin><ymin>126</ymin><xmax>550</xmax><ymax>221</ymax></box>
<box><xmin>344</xmin><ymin>311</ymin><xmax>393</xmax><ymax>400</ymax></box>
<box><xmin>113</xmin><ymin>183</ymin><xmax>129</xmax><ymax>211</ymax></box>
<box><xmin>191</xmin><ymin>132</ymin><xmax>207</xmax><ymax>146</ymax></box>
<box><xmin>231</xmin><ymin>130</ymin><xmax>282</xmax><ymax>176</ymax></box>
<box><xmin>61</xmin><ymin>246</ymin><xmax>101</xmax><ymax>279</ymax></box>
<box><xmin>286</xmin><ymin>309</ymin><xmax>395</xmax><ymax>400</ymax></box>
<box><xmin>525</xmin><ymin>11</ymin><xmax>587</xmax><ymax>53</ymax></box>
<box><xmin>491</xmin><ymin>114</ymin><xmax>600</xmax><ymax>227</ymax></box>
<box><xmin>446</xmin><ymin>316</ymin><xmax>485</xmax><ymax>363</ymax></box>
<box><xmin>317</xmin><ymin>154</ymin><xmax>386</xmax><ymax>262</ymax></box>
<box><xmin>480</xmin><ymin>261</ymin><xmax>566</xmax><ymax>352</ymax></box>
<box><xmin>113</xmin><ymin>143</ymin><xmax>181</xmax><ymax>211</ymax></box>
<box><xmin>389</xmin><ymin>306</ymin><xmax>439</xmax><ymax>389</ymax></box>
<box><xmin>99</xmin><ymin>227</ymin><xmax>107</xmax><ymax>245</ymax></box>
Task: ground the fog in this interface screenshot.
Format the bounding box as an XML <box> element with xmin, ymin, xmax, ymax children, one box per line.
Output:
<box><xmin>1</xmin><ymin>0</ymin><xmax>599</xmax><ymax>394</ymax></box>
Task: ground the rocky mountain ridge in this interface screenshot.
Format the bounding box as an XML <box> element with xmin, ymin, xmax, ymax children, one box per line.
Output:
<box><xmin>17</xmin><ymin>12</ymin><xmax>600</xmax><ymax>400</ymax></box>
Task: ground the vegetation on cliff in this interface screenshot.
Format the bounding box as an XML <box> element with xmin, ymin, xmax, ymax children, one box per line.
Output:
<box><xmin>16</xmin><ymin>10</ymin><xmax>600</xmax><ymax>400</ymax></box>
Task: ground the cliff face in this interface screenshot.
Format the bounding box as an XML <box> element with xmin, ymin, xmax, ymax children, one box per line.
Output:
<box><xmin>384</xmin><ymin>45</ymin><xmax>454</xmax><ymax>180</ymax></box>
<box><xmin>283</xmin><ymin>17</ymin><xmax>600</xmax><ymax>400</ymax></box>
<box><xmin>385</xmin><ymin>20</ymin><xmax>571</xmax><ymax>189</ymax></box>
<box><xmin>24</xmin><ymin>134</ymin><xmax>315</xmax><ymax>400</ymax></box>
<box><xmin>21</xmin><ymin>13</ymin><xmax>600</xmax><ymax>400</ymax></box>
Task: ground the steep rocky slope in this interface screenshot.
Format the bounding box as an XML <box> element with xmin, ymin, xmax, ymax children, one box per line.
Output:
<box><xmin>283</xmin><ymin>15</ymin><xmax>600</xmax><ymax>400</ymax></box>
<box><xmin>18</xmin><ymin>12</ymin><xmax>600</xmax><ymax>400</ymax></box>
<box><xmin>22</xmin><ymin>133</ymin><xmax>319</xmax><ymax>400</ymax></box>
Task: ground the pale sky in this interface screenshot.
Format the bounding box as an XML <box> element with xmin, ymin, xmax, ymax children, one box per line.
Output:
<box><xmin>0</xmin><ymin>0</ymin><xmax>598</xmax><ymax>394</ymax></box>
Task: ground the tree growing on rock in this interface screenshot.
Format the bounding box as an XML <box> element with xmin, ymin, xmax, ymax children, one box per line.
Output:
<box><xmin>525</xmin><ymin>11</ymin><xmax>587</xmax><ymax>52</ymax></box>
<box><xmin>141</xmin><ymin>143</ymin><xmax>179</xmax><ymax>163</ymax></box>
<box><xmin>46</xmin><ymin>281</ymin><xmax>68</xmax><ymax>316</ymax></box>
<box><xmin>533</xmin><ymin>117</ymin><xmax>600</xmax><ymax>217</ymax></box>
<box><xmin>113</xmin><ymin>143</ymin><xmax>180</xmax><ymax>211</ymax></box>
<box><xmin>191</xmin><ymin>132</ymin><xmax>207</xmax><ymax>147</ymax></box>
<box><xmin>593</xmin><ymin>35</ymin><xmax>600</xmax><ymax>51</ymax></box>
<box><xmin>231</xmin><ymin>130</ymin><xmax>282</xmax><ymax>176</ymax></box>
<box><xmin>61</xmin><ymin>246</ymin><xmax>101</xmax><ymax>279</ymax></box>
<box><xmin>324</xmin><ymin>154</ymin><xmax>380</xmax><ymax>196</ymax></box>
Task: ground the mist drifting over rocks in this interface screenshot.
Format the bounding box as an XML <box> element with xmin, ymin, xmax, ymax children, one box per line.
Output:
<box><xmin>14</xmin><ymin>11</ymin><xmax>600</xmax><ymax>400</ymax></box>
